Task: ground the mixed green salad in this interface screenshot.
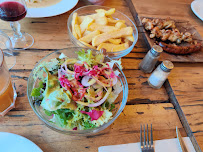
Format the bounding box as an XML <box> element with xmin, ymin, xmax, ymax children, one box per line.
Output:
<box><xmin>31</xmin><ymin>50</ymin><xmax>123</xmax><ymax>130</ymax></box>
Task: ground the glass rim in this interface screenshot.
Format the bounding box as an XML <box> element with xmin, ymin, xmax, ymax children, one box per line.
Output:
<box><xmin>0</xmin><ymin>49</ymin><xmax>4</xmax><ymax>67</ymax></box>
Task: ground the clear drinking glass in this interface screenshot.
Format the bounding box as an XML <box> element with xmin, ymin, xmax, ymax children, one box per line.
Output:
<box><xmin>0</xmin><ymin>30</ymin><xmax>16</xmax><ymax>70</ymax></box>
<box><xmin>0</xmin><ymin>0</ymin><xmax>34</xmax><ymax>50</ymax></box>
<box><xmin>87</xmin><ymin>0</ymin><xmax>105</xmax><ymax>5</ymax></box>
<box><xmin>0</xmin><ymin>49</ymin><xmax>17</xmax><ymax>116</ymax></box>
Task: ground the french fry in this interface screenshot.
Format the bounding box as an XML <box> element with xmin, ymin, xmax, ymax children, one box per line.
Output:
<box><xmin>108</xmin><ymin>38</ymin><xmax>121</xmax><ymax>45</ymax></box>
<box><xmin>124</xmin><ymin>35</ymin><xmax>134</xmax><ymax>42</ymax></box>
<box><xmin>106</xmin><ymin>8</ymin><xmax>116</xmax><ymax>16</ymax></box>
<box><xmin>92</xmin><ymin>27</ymin><xmax>133</xmax><ymax>46</ymax></box>
<box><xmin>79</xmin><ymin>13</ymin><xmax>104</xmax><ymax>24</ymax></box>
<box><xmin>71</xmin><ymin>8</ymin><xmax>134</xmax><ymax>52</ymax></box>
<box><xmin>79</xmin><ymin>30</ymin><xmax>100</xmax><ymax>43</ymax></box>
<box><xmin>72</xmin><ymin>13</ymin><xmax>78</xmax><ymax>39</ymax></box>
<box><xmin>85</xmin><ymin>13</ymin><xmax>107</xmax><ymax>25</ymax></box>
<box><xmin>107</xmin><ymin>18</ymin><xmax>125</xmax><ymax>24</ymax></box>
<box><xmin>107</xmin><ymin>15</ymin><xmax>114</xmax><ymax>19</ymax></box>
<box><xmin>79</xmin><ymin>40</ymin><xmax>96</xmax><ymax>49</ymax></box>
<box><xmin>87</xmin><ymin>23</ymin><xmax>118</xmax><ymax>33</ymax></box>
<box><xmin>74</xmin><ymin>24</ymin><xmax>82</xmax><ymax>38</ymax></box>
<box><xmin>95</xmin><ymin>16</ymin><xmax>108</xmax><ymax>25</ymax></box>
<box><xmin>115</xmin><ymin>22</ymin><xmax>127</xmax><ymax>28</ymax></box>
<box><xmin>80</xmin><ymin>16</ymin><xmax>94</xmax><ymax>34</ymax></box>
<box><xmin>95</xmin><ymin>8</ymin><xmax>115</xmax><ymax>16</ymax></box>
<box><xmin>96</xmin><ymin>12</ymin><xmax>105</xmax><ymax>17</ymax></box>
<box><xmin>97</xmin><ymin>42</ymin><xmax>129</xmax><ymax>52</ymax></box>
<box><xmin>78</xmin><ymin>16</ymin><xmax>85</xmax><ymax>24</ymax></box>
<box><xmin>124</xmin><ymin>38</ymin><xmax>130</xmax><ymax>43</ymax></box>
<box><xmin>83</xmin><ymin>30</ymin><xmax>92</xmax><ymax>37</ymax></box>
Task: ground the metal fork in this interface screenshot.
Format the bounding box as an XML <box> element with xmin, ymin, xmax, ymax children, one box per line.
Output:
<box><xmin>140</xmin><ymin>124</ymin><xmax>154</xmax><ymax>152</ymax></box>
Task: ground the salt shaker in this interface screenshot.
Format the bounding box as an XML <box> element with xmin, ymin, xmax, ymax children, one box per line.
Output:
<box><xmin>139</xmin><ymin>45</ymin><xmax>163</xmax><ymax>73</ymax></box>
<box><xmin>148</xmin><ymin>60</ymin><xmax>174</xmax><ymax>89</ymax></box>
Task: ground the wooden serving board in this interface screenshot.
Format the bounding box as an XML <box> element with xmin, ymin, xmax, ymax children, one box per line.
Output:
<box><xmin>140</xmin><ymin>16</ymin><xmax>203</xmax><ymax>63</ymax></box>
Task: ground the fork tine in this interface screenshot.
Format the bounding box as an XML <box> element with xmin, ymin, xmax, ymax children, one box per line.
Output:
<box><xmin>140</xmin><ymin>125</ymin><xmax>143</xmax><ymax>148</ymax></box>
<box><xmin>147</xmin><ymin>124</ymin><xmax>149</xmax><ymax>148</ymax></box>
<box><xmin>144</xmin><ymin>124</ymin><xmax>146</xmax><ymax>148</ymax></box>
<box><xmin>151</xmin><ymin>124</ymin><xmax>153</xmax><ymax>147</ymax></box>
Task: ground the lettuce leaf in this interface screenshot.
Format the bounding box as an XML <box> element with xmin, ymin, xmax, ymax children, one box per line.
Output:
<box><xmin>107</xmin><ymin>58</ymin><xmax>123</xmax><ymax>70</ymax></box>
<box><xmin>77</xmin><ymin>49</ymin><xmax>94</xmax><ymax>66</ymax></box>
<box><xmin>83</xmin><ymin>120</ymin><xmax>96</xmax><ymax>129</ymax></box>
<box><xmin>41</xmin><ymin>89</ymin><xmax>74</xmax><ymax>111</ymax></box>
<box><xmin>94</xmin><ymin>53</ymin><xmax>104</xmax><ymax>64</ymax></box>
<box><xmin>31</xmin><ymin>81</ymin><xmax>44</xmax><ymax>98</ymax></box>
<box><xmin>49</xmin><ymin>109</ymin><xmax>74</xmax><ymax>127</ymax></box>
<box><xmin>91</xmin><ymin>110</ymin><xmax>112</xmax><ymax>127</ymax></box>
<box><xmin>77</xmin><ymin>49</ymin><xmax>105</xmax><ymax>66</ymax></box>
<box><xmin>31</xmin><ymin>88</ymin><xmax>41</xmax><ymax>97</ymax></box>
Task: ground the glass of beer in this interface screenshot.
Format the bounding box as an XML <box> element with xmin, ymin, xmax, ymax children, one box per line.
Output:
<box><xmin>0</xmin><ymin>49</ymin><xmax>17</xmax><ymax>116</ymax></box>
<box><xmin>0</xmin><ymin>30</ymin><xmax>16</xmax><ymax>70</ymax></box>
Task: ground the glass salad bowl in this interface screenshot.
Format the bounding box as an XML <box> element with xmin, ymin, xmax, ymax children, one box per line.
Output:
<box><xmin>27</xmin><ymin>47</ymin><xmax>128</xmax><ymax>135</ymax></box>
<box><xmin>67</xmin><ymin>5</ymin><xmax>138</xmax><ymax>59</ymax></box>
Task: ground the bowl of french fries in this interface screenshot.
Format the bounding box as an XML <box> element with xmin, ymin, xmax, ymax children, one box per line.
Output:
<box><xmin>67</xmin><ymin>5</ymin><xmax>138</xmax><ymax>59</ymax></box>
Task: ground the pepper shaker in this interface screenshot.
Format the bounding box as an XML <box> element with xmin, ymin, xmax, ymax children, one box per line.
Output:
<box><xmin>139</xmin><ymin>45</ymin><xmax>163</xmax><ymax>73</ymax></box>
<box><xmin>148</xmin><ymin>60</ymin><xmax>174</xmax><ymax>89</ymax></box>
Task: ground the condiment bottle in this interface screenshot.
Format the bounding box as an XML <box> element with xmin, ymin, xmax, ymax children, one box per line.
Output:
<box><xmin>148</xmin><ymin>60</ymin><xmax>174</xmax><ymax>89</ymax></box>
<box><xmin>139</xmin><ymin>45</ymin><xmax>163</xmax><ymax>73</ymax></box>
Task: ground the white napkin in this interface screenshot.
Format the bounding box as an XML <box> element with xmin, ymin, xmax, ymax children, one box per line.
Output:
<box><xmin>98</xmin><ymin>137</ymin><xmax>196</xmax><ymax>152</ymax></box>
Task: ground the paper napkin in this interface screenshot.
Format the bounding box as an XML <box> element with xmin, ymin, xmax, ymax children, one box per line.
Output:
<box><xmin>98</xmin><ymin>137</ymin><xmax>196</xmax><ymax>152</ymax></box>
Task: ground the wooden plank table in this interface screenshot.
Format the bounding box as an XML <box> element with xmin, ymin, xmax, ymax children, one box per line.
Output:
<box><xmin>0</xmin><ymin>0</ymin><xmax>202</xmax><ymax>151</ymax></box>
<box><xmin>126</xmin><ymin>0</ymin><xmax>203</xmax><ymax>150</ymax></box>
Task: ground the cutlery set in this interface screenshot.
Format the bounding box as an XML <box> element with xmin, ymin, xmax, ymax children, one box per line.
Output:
<box><xmin>140</xmin><ymin>125</ymin><xmax>188</xmax><ymax>152</ymax></box>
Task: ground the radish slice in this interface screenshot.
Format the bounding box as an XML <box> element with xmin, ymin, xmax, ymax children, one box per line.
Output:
<box><xmin>73</xmin><ymin>127</ymin><xmax>77</xmax><ymax>130</ymax></box>
<box><xmin>88</xmin><ymin>87</ymin><xmax>112</xmax><ymax>107</ymax></box>
<box><xmin>80</xmin><ymin>110</ymin><xmax>104</xmax><ymax>121</ymax></box>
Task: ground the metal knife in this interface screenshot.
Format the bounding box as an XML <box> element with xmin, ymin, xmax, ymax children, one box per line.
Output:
<box><xmin>176</xmin><ymin>126</ymin><xmax>189</xmax><ymax>152</ymax></box>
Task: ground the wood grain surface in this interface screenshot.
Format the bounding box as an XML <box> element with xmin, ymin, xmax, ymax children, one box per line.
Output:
<box><xmin>168</xmin><ymin>63</ymin><xmax>203</xmax><ymax>150</ymax></box>
<box><xmin>0</xmin><ymin>0</ymin><xmax>202</xmax><ymax>151</ymax></box>
<box><xmin>126</xmin><ymin>0</ymin><xmax>203</xmax><ymax>62</ymax></box>
<box><xmin>127</xmin><ymin>0</ymin><xmax>203</xmax><ymax>149</ymax></box>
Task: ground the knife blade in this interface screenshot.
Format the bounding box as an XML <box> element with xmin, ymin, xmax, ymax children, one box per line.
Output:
<box><xmin>176</xmin><ymin>126</ymin><xmax>189</xmax><ymax>152</ymax></box>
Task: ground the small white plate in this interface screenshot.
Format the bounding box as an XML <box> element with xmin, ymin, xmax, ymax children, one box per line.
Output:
<box><xmin>26</xmin><ymin>0</ymin><xmax>79</xmax><ymax>18</ymax></box>
<box><xmin>191</xmin><ymin>0</ymin><xmax>203</xmax><ymax>21</ymax></box>
<box><xmin>0</xmin><ymin>132</ymin><xmax>43</xmax><ymax>152</ymax></box>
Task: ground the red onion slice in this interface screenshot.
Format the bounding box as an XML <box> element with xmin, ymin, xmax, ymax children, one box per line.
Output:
<box><xmin>112</xmin><ymin>77</ymin><xmax>118</xmax><ymax>86</ymax></box>
<box><xmin>88</xmin><ymin>87</ymin><xmax>112</xmax><ymax>107</ymax></box>
<box><xmin>76</xmin><ymin>87</ymin><xmax>112</xmax><ymax>107</ymax></box>
<box><xmin>81</xmin><ymin>76</ymin><xmax>96</xmax><ymax>87</ymax></box>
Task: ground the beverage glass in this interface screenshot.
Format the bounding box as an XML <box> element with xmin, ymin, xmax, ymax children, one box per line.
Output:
<box><xmin>0</xmin><ymin>49</ymin><xmax>17</xmax><ymax>116</ymax></box>
<box><xmin>0</xmin><ymin>0</ymin><xmax>34</xmax><ymax>50</ymax></box>
<box><xmin>0</xmin><ymin>30</ymin><xmax>16</xmax><ymax>70</ymax></box>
